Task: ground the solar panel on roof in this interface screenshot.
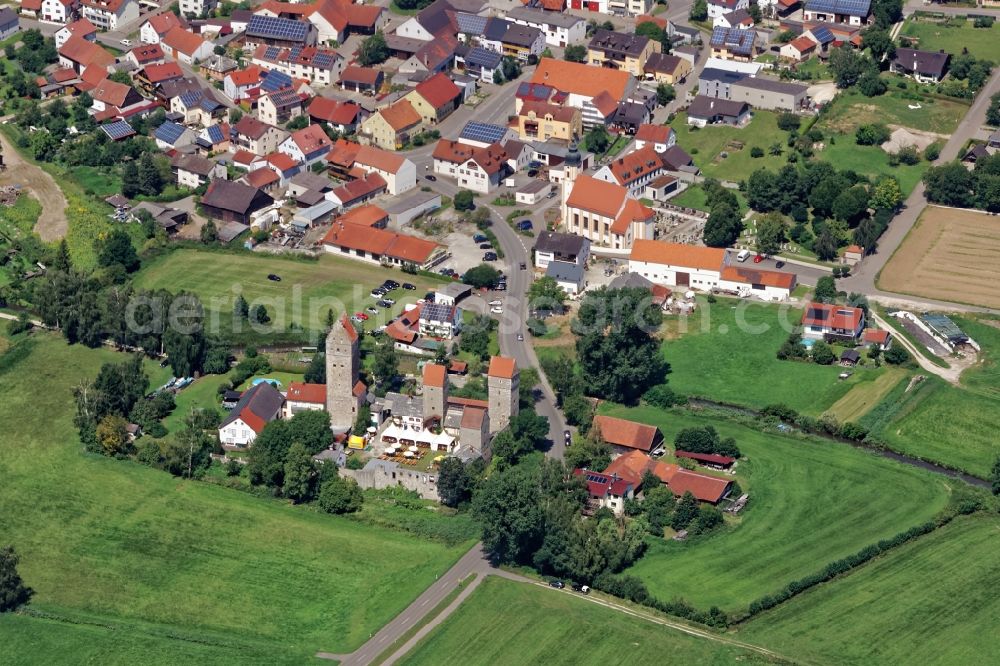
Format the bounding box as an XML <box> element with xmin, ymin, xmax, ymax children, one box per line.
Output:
<box><xmin>178</xmin><ymin>90</ymin><xmax>203</xmax><ymax>108</ymax></box>
<box><xmin>247</xmin><ymin>14</ymin><xmax>309</xmax><ymax>41</ymax></box>
<box><xmin>101</xmin><ymin>120</ymin><xmax>135</xmax><ymax>140</ymax></box>
<box><xmin>460</xmin><ymin>121</ymin><xmax>507</xmax><ymax>144</ymax></box>
<box><xmin>313</xmin><ymin>51</ymin><xmax>336</xmax><ymax>69</ymax></box>
<box><xmin>206</xmin><ymin>124</ymin><xmax>224</xmax><ymax>143</ymax></box>
<box><xmin>154</xmin><ymin>120</ymin><xmax>186</xmax><ymax>145</ymax></box>
<box><xmin>200</xmin><ymin>97</ymin><xmax>220</xmax><ymax>112</ymax></box>
<box><xmin>264</xmin><ymin>45</ymin><xmax>280</xmax><ymax>60</ymax></box>
<box><xmin>466</xmin><ymin>46</ymin><xmax>502</xmax><ymax>68</ymax></box>
<box><xmin>260</xmin><ymin>70</ymin><xmax>293</xmax><ymax>92</ymax></box>
<box><xmin>811</xmin><ymin>25</ymin><xmax>834</xmax><ymax>43</ymax></box>
<box><xmin>456</xmin><ymin>12</ymin><xmax>488</xmax><ymax>34</ymax></box>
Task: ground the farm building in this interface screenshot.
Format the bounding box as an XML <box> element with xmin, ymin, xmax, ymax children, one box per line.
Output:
<box><xmin>591</xmin><ymin>415</ymin><xmax>664</xmax><ymax>455</ymax></box>
<box><xmin>628</xmin><ymin>240</ymin><xmax>728</xmax><ymax>291</ymax></box>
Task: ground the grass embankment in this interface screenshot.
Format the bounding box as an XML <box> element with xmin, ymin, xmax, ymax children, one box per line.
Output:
<box><xmin>863</xmin><ymin>316</ymin><xmax>1000</xmax><ymax>478</ymax></box>
<box><xmin>0</xmin><ymin>331</ymin><xmax>471</xmax><ymax>658</ymax></box>
<box><xmin>400</xmin><ymin>577</ymin><xmax>772</xmax><ymax>666</ymax></box>
<box><xmin>605</xmin><ymin>406</ymin><xmax>951</xmax><ymax>612</ymax></box>
<box><xmin>741</xmin><ymin>515</ymin><xmax>1000</xmax><ymax>665</ymax></box>
<box><xmin>132</xmin><ymin>248</ymin><xmax>447</xmax><ymax>339</ymax></box>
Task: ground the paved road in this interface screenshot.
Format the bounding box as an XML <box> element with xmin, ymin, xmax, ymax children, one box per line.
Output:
<box><xmin>840</xmin><ymin>67</ymin><xmax>1000</xmax><ymax>301</ymax></box>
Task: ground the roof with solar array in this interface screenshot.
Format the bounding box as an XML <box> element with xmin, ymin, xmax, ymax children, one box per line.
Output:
<box><xmin>260</xmin><ymin>69</ymin><xmax>293</xmax><ymax>92</ymax></box>
<box><xmin>246</xmin><ymin>14</ymin><xmax>310</xmax><ymax>41</ymax></box>
<box><xmin>154</xmin><ymin>120</ymin><xmax>187</xmax><ymax>145</ymax></box>
<box><xmin>101</xmin><ymin>119</ymin><xmax>135</xmax><ymax>141</ymax></box>
<box><xmin>804</xmin><ymin>0</ymin><xmax>871</xmax><ymax>16</ymax></box>
<box><xmin>460</xmin><ymin>121</ymin><xmax>508</xmax><ymax>144</ymax></box>
<box><xmin>465</xmin><ymin>46</ymin><xmax>503</xmax><ymax>68</ymax></box>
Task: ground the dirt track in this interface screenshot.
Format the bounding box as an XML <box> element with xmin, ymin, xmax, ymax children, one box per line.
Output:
<box><xmin>0</xmin><ymin>131</ymin><xmax>68</xmax><ymax>242</ymax></box>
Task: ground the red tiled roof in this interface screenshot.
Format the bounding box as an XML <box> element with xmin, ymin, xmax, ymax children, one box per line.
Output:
<box><xmin>234</xmin><ymin>115</ymin><xmax>273</xmax><ymax>139</ymax></box>
<box><xmin>530</xmin><ymin>58</ymin><xmax>632</xmax><ymax>101</ymax></box>
<box><xmin>228</xmin><ymin>65</ymin><xmax>265</xmax><ymax>87</ymax></box>
<box><xmin>448</xmin><ymin>395</ymin><xmax>489</xmax><ymax>409</ymax></box>
<box><xmin>635</xmin><ymin>123</ymin><xmax>674</xmax><ymax>144</ymax></box>
<box><xmin>720</xmin><ymin>265</ymin><xmax>796</xmax><ymax>289</ymax></box>
<box><xmin>668</xmin><ymin>469</ymin><xmax>731</xmax><ymax>503</ymax></box>
<box><xmin>675</xmin><ymin>450</ymin><xmax>736</xmax><ymax>466</ymax></box>
<box><xmin>338</xmin><ymin>204</ymin><xmax>387</xmax><ymax>228</ymax></box>
<box><xmin>129</xmin><ymin>42</ymin><xmax>164</xmax><ymax>63</ymax></box>
<box><xmin>606</xmin><ymin>145</ymin><xmax>663</xmax><ymax>186</ymax></box>
<box><xmin>565</xmin><ymin>174</ymin><xmax>628</xmax><ymax>219</ymax></box>
<box><xmin>63</xmin><ymin>18</ymin><xmax>97</xmax><ymax>36</ymax></box>
<box><xmin>488</xmin><ymin>356</ymin><xmax>517</xmax><ymax>379</ymax></box>
<box><xmin>630</xmin><ymin>240</ymin><xmax>726</xmax><ymax>272</ymax></box>
<box><xmin>788</xmin><ymin>35</ymin><xmax>817</xmax><ymax>52</ymax></box>
<box><xmin>288</xmin><ymin>124</ymin><xmax>333</xmax><ymax>155</ymax></box>
<box><xmin>460</xmin><ymin>406</ymin><xmax>486</xmax><ymax>429</ymax></box>
<box><xmin>266</xmin><ymin>151</ymin><xmax>299</xmax><ymax>171</ymax></box>
<box><xmin>286</xmin><ymin>381</ymin><xmax>326</xmax><ymax>404</ymax></box>
<box><xmin>21</xmin><ymin>0</ymin><xmax>42</xmax><ymax>11</ymax></box>
<box><xmin>81</xmin><ymin>0</ymin><xmax>127</xmax><ymax>13</ymax></box>
<box><xmin>340</xmin><ymin>65</ymin><xmax>382</xmax><ymax>86</ymax></box>
<box><xmin>573</xmin><ymin>468</ymin><xmax>633</xmax><ymax>498</ymax></box>
<box><xmin>142</xmin><ymin>61</ymin><xmax>183</xmax><ymax>83</ymax></box>
<box><xmin>611</xmin><ymin>198</ymin><xmax>655</xmax><ymax>236</ymax></box>
<box><xmin>146</xmin><ymin>12</ymin><xmax>182</xmax><ymax>35</ymax></box>
<box><xmin>308</xmin><ymin>96</ymin><xmax>360</xmax><ymax>125</ymax></box>
<box><xmin>244</xmin><ymin>167</ymin><xmax>280</xmax><ymax>188</ymax></box>
<box><xmin>91</xmin><ymin>79</ymin><xmax>134</xmax><ymax>107</ymax></box>
<box><xmin>422</xmin><ymin>363</ymin><xmax>447</xmax><ymax>388</ymax></box>
<box><xmin>592</xmin><ymin>415</ymin><xmax>661</xmax><ymax>452</ymax></box>
<box><xmin>59</xmin><ymin>35</ymin><xmax>114</xmax><ymax>69</ymax></box>
<box><xmin>863</xmin><ymin>329</ymin><xmax>890</xmax><ymax>345</ymax></box>
<box><xmin>162</xmin><ymin>27</ymin><xmax>206</xmax><ymax>57</ymax></box>
<box><xmin>232</xmin><ymin>149</ymin><xmax>258</xmax><ymax>165</ymax></box>
<box><xmin>354</xmin><ymin>145</ymin><xmax>405</xmax><ymax>173</ymax></box>
<box><xmin>801</xmin><ymin>302</ymin><xmax>864</xmax><ymax>331</ymax></box>
<box><xmin>377</xmin><ymin>99</ymin><xmax>421</xmax><ymax>132</ymax></box>
<box><xmin>412</xmin><ymin>72</ymin><xmax>461</xmax><ymax>109</ymax></box>
<box><xmin>326</xmin><ymin>137</ymin><xmax>362</xmax><ymax>167</ymax></box>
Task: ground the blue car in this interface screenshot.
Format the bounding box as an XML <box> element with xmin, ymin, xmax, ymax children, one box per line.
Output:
<box><xmin>517</xmin><ymin>220</ymin><xmax>533</xmax><ymax>231</ymax></box>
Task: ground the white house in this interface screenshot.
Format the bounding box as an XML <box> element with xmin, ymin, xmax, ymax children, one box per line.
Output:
<box><xmin>278</xmin><ymin>124</ymin><xmax>334</xmax><ymax>168</ymax></box>
<box><xmin>353</xmin><ymin>145</ymin><xmax>417</xmax><ymax>196</ymax></box>
<box><xmin>80</xmin><ymin>0</ymin><xmax>138</xmax><ymax>32</ymax></box>
<box><xmin>40</xmin><ymin>0</ymin><xmax>77</xmax><ymax>25</ymax></box>
<box><xmin>633</xmin><ymin>124</ymin><xmax>676</xmax><ymax>153</ymax></box>
<box><xmin>708</xmin><ymin>0</ymin><xmax>749</xmax><ymax>20</ymax></box>
<box><xmin>218</xmin><ymin>382</ymin><xmax>285</xmax><ymax>449</ymax></box>
<box><xmin>171</xmin><ymin>153</ymin><xmax>225</xmax><ymax>189</ymax></box>
<box><xmin>506</xmin><ymin>6</ymin><xmax>585</xmax><ymax>48</ymax></box>
<box><xmin>717</xmin><ymin>265</ymin><xmax>796</xmax><ymax>300</ymax></box>
<box><xmin>179</xmin><ymin>0</ymin><xmax>217</xmax><ymax>18</ymax></box>
<box><xmin>431</xmin><ymin>139</ymin><xmax>507</xmax><ymax>194</ymax></box>
<box><xmin>161</xmin><ymin>27</ymin><xmax>213</xmax><ymax>65</ymax></box>
<box><xmin>418</xmin><ymin>302</ymin><xmax>461</xmax><ymax>339</ymax></box>
<box><xmin>592</xmin><ymin>145</ymin><xmax>666</xmax><ymax>198</ymax></box>
<box><xmin>545</xmin><ymin>261</ymin><xmax>585</xmax><ymax>296</ymax></box>
<box><xmin>628</xmin><ymin>240</ymin><xmax>728</xmax><ymax>290</ymax></box>
<box><xmin>283</xmin><ymin>382</ymin><xmax>326</xmax><ymax>419</ymax></box>
<box><xmin>533</xmin><ymin>231</ymin><xmax>591</xmax><ymax>271</ymax></box>
<box><xmin>139</xmin><ymin>12</ymin><xmax>182</xmax><ymax>44</ymax></box>
<box><xmin>54</xmin><ymin>18</ymin><xmax>96</xmax><ymax>49</ymax></box>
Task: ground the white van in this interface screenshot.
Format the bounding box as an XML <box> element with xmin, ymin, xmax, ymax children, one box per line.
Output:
<box><xmin>736</xmin><ymin>250</ymin><xmax>751</xmax><ymax>262</ymax></box>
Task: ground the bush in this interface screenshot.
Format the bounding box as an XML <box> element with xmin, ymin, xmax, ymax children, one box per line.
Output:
<box><xmin>811</xmin><ymin>340</ymin><xmax>836</xmax><ymax>365</ymax></box>
<box><xmin>453</xmin><ymin>190</ymin><xmax>475</xmax><ymax>211</ymax></box>
<box><xmin>896</xmin><ymin>145</ymin><xmax>920</xmax><ymax>165</ymax></box>
<box><xmin>642</xmin><ymin>384</ymin><xmax>685</xmax><ymax>408</ymax></box>
<box><xmin>883</xmin><ymin>345</ymin><xmax>911</xmax><ymax>365</ymax></box>
<box><xmin>924</xmin><ymin>143</ymin><xmax>941</xmax><ymax>162</ymax></box>
<box><xmin>855</xmin><ymin>123</ymin><xmax>890</xmax><ymax>146</ymax></box>
<box><xmin>776</xmin><ymin>112</ymin><xmax>801</xmax><ymax>131</ymax></box>
<box><xmin>750</xmin><ymin>146</ymin><xmax>764</xmax><ymax>158</ymax></box>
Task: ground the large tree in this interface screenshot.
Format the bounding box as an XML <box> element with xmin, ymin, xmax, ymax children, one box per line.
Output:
<box><xmin>527</xmin><ymin>276</ymin><xmax>567</xmax><ymax>313</ymax></box>
<box><xmin>472</xmin><ymin>464</ymin><xmax>544</xmax><ymax>564</ymax></box>
<box><xmin>755</xmin><ymin>214</ymin><xmax>786</xmax><ymax>257</ymax></box>
<box><xmin>371</xmin><ymin>343</ymin><xmax>399</xmax><ymax>390</ymax></box>
<box><xmin>283</xmin><ymin>442</ymin><xmax>317</xmax><ymax>503</ymax></box>
<box><xmin>573</xmin><ymin>287</ymin><xmax>668</xmax><ymax>404</ymax></box>
<box><xmin>703</xmin><ymin>203</ymin><xmax>742</xmax><ymax>247</ymax></box>
<box><xmin>358</xmin><ymin>31</ymin><xmax>389</xmax><ymax>66</ymax></box>
<box><xmin>438</xmin><ymin>457</ymin><xmax>473</xmax><ymax>507</ymax></box>
<box><xmin>0</xmin><ymin>545</ymin><xmax>33</xmax><ymax>612</ymax></box>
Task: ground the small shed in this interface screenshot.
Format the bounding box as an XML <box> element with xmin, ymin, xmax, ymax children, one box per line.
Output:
<box><xmin>840</xmin><ymin>349</ymin><xmax>861</xmax><ymax>366</ymax></box>
<box><xmin>515</xmin><ymin>178</ymin><xmax>550</xmax><ymax>205</ymax></box>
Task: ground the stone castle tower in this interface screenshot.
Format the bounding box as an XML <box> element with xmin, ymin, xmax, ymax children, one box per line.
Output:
<box><xmin>559</xmin><ymin>136</ymin><xmax>582</xmax><ymax>226</ymax></box>
<box><xmin>326</xmin><ymin>315</ymin><xmax>360</xmax><ymax>434</ymax></box>
<box><xmin>422</xmin><ymin>363</ymin><xmax>448</xmax><ymax>422</ymax></box>
<box><xmin>487</xmin><ymin>356</ymin><xmax>519</xmax><ymax>434</ymax></box>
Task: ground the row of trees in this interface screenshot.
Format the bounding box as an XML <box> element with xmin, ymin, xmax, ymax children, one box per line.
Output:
<box><xmin>922</xmin><ymin>155</ymin><xmax>1000</xmax><ymax>213</ymax></box>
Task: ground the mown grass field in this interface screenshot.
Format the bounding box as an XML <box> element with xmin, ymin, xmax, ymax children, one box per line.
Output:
<box><xmin>668</xmin><ymin>111</ymin><xmax>788</xmax><ymax>182</ymax></box>
<box><xmin>819</xmin><ymin>87</ymin><xmax>968</xmax><ymax>136</ymax></box>
<box><xmin>741</xmin><ymin>515</ymin><xmax>1000</xmax><ymax>665</ymax></box>
<box><xmin>900</xmin><ymin>15</ymin><xmax>1000</xmax><ymax>61</ymax></box>
<box><xmin>400</xmin><ymin>577</ymin><xmax>772</xmax><ymax>666</ymax></box>
<box><xmin>863</xmin><ymin>316</ymin><xmax>1000</xmax><ymax>477</ymax></box>
<box><xmin>661</xmin><ymin>297</ymin><xmax>885</xmax><ymax>415</ymax></box>
<box><xmin>826</xmin><ymin>367</ymin><xmax>908</xmax><ymax>422</ymax></box>
<box><xmin>132</xmin><ymin>249</ymin><xmax>447</xmax><ymax>336</ymax></box>
<box><xmin>670</xmin><ymin>184</ymin><xmax>748</xmax><ymax>212</ymax></box>
<box><xmin>607</xmin><ymin>406</ymin><xmax>951</xmax><ymax>612</ymax></box>
<box><xmin>0</xmin><ymin>613</ymin><xmax>300</xmax><ymax>666</ymax></box>
<box><xmin>813</xmin><ymin>139</ymin><xmax>926</xmax><ymax>197</ymax></box>
<box><xmin>0</xmin><ymin>331</ymin><xmax>471</xmax><ymax>658</ymax></box>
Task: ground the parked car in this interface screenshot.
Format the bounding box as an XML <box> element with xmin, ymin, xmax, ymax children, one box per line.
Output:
<box><xmin>377</xmin><ymin>300</ymin><xmax>392</xmax><ymax>308</ymax></box>
<box><xmin>382</xmin><ymin>297</ymin><xmax>395</xmax><ymax>305</ymax></box>
<box><xmin>267</xmin><ymin>273</ymin><xmax>281</xmax><ymax>281</ymax></box>
<box><xmin>479</xmin><ymin>243</ymin><xmax>493</xmax><ymax>250</ymax></box>
<box><xmin>571</xmin><ymin>583</ymin><xmax>590</xmax><ymax>594</ymax></box>
<box><xmin>424</xmin><ymin>292</ymin><xmax>435</xmax><ymax>302</ymax></box>
<box><xmin>367</xmin><ymin>306</ymin><xmax>379</xmax><ymax>314</ymax></box>
<box><xmin>483</xmin><ymin>252</ymin><xmax>498</xmax><ymax>261</ymax></box>
<box><xmin>473</xmin><ymin>234</ymin><xmax>488</xmax><ymax>243</ymax></box>
<box><xmin>517</xmin><ymin>333</ymin><xmax>524</xmax><ymax>341</ymax></box>
<box><xmin>546</xmin><ymin>189</ymin><xmax>558</xmax><ymax>198</ymax></box>
<box><xmin>564</xmin><ymin>430</ymin><xmax>571</xmax><ymax>445</ymax></box>
<box><xmin>753</xmin><ymin>254</ymin><xmax>764</xmax><ymax>263</ymax></box>
<box><xmin>517</xmin><ymin>220</ymin><xmax>533</xmax><ymax>231</ymax></box>
<box><xmin>529</xmin><ymin>160</ymin><xmax>543</xmax><ymax>169</ymax></box>
<box><xmin>489</xmin><ymin>299</ymin><xmax>503</xmax><ymax>306</ymax></box>
<box><xmin>354</xmin><ymin>312</ymin><xmax>369</xmax><ymax>321</ymax></box>
<box><xmin>495</xmin><ymin>282</ymin><xmax>506</xmax><ymax>291</ymax></box>
<box><xmin>371</xmin><ymin>288</ymin><xmax>385</xmax><ymax>297</ymax></box>
<box><xmin>402</xmin><ymin>283</ymin><xmax>416</xmax><ymax>290</ymax></box>
<box><xmin>519</xmin><ymin>262</ymin><xmax>526</xmax><ymax>270</ymax></box>
<box><xmin>775</xmin><ymin>260</ymin><xmax>786</xmax><ymax>269</ymax></box>
<box><xmin>737</xmin><ymin>249</ymin><xmax>751</xmax><ymax>262</ymax></box>
<box><xmin>425</xmin><ymin>174</ymin><xmax>437</xmax><ymax>181</ymax></box>
<box><xmin>490</xmin><ymin>306</ymin><xmax>503</xmax><ymax>314</ymax></box>
<box><xmin>527</xmin><ymin>169</ymin><xmax>539</xmax><ymax>177</ymax></box>
<box><xmin>549</xmin><ymin>580</ymin><xmax>565</xmax><ymax>589</ymax></box>
<box><xmin>350</xmin><ymin>315</ymin><xmax>363</xmax><ymax>323</ymax></box>
<box><xmin>120</xmin><ymin>39</ymin><xmax>132</xmax><ymax>46</ymax></box>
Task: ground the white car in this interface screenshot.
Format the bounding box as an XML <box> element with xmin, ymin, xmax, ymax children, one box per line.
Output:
<box><xmin>488</xmin><ymin>299</ymin><xmax>503</xmax><ymax>306</ymax></box>
<box><xmin>120</xmin><ymin>39</ymin><xmax>132</xmax><ymax>46</ymax></box>
<box><xmin>490</xmin><ymin>306</ymin><xmax>503</xmax><ymax>314</ymax></box>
